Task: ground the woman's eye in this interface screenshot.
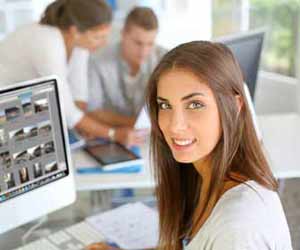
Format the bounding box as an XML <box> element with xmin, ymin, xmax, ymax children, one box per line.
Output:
<box><xmin>158</xmin><ymin>102</ymin><xmax>170</xmax><ymax>110</ymax></box>
<box><xmin>187</xmin><ymin>102</ymin><xmax>204</xmax><ymax>109</ymax></box>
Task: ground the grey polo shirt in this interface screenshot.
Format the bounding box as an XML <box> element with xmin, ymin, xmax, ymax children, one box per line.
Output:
<box><xmin>87</xmin><ymin>43</ymin><xmax>166</xmax><ymax>116</ymax></box>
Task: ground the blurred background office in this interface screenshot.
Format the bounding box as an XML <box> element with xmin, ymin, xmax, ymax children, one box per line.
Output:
<box><xmin>1</xmin><ymin>0</ymin><xmax>300</xmax><ymax>249</ymax></box>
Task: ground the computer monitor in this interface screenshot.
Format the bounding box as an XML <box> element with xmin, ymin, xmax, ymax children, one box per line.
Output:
<box><xmin>0</xmin><ymin>76</ymin><xmax>76</xmax><ymax>234</ymax></box>
<box><xmin>215</xmin><ymin>29</ymin><xmax>265</xmax><ymax>99</ymax></box>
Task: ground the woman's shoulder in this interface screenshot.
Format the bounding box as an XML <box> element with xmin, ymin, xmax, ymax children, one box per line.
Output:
<box><xmin>29</xmin><ymin>23</ymin><xmax>62</xmax><ymax>43</ymax></box>
<box><xmin>212</xmin><ymin>181</ymin><xmax>283</xmax><ymax>225</ymax></box>
<box><xmin>0</xmin><ymin>23</ymin><xmax>65</xmax><ymax>64</ymax></box>
<box><xmin>13</xmin><ymin>23</ymin><xmax>60</xmax><ymax>39</ymax></box>
<box><xmin>1</xmin><ymin>23</ymin><xmax>61</xmax><ymax>46</ymax></box>
<box><xmin>223</xmin><ymin>180</ymin><xmax>278</xmax><ymax>205</ymax></box>
<box><xmin>207</xmin><ymin>181</ymin><xmax>291</xmax><ymax>246</ymax></box>
<box><xmin>187</xmin><ymin>181</ymin><xmax>292</xmax><ymax>250</ymax></box>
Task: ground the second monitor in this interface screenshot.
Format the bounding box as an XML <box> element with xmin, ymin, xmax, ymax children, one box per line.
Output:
<box><xmin>216</xmin><ymin>29</ymin><xmax>265</xmax><ymax>99</ymax></box>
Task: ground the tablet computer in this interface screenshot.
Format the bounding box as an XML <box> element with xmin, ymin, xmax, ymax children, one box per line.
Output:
<box><xmin>84</xmin><ymin>141</ymin><xmax>144</xmax><ymax>170</ymax></box>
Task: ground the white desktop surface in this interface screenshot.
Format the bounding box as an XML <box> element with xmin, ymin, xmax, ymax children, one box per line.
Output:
<box><xmin>258</xmin><ymin>112</ymin><xmax>300</xmax><ymax>179</ymax></box>
<box><xmin>73</xmin><ymin>113</ymin><xmax>300</xmax><ymax>191</ymax></box>
<box><xmin>73</xmin><ymin>144</ymin><xmax>155</xmax><ymax>191</ymax></box>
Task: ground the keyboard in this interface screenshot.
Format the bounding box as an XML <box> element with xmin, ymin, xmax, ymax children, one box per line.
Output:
<box><xmin>14</xmin><ymin>221</ymin><xmax>105</xmax><ymax>250</ymax></box>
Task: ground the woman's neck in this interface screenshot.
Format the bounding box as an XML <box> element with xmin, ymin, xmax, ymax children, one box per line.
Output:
<box><xmin>194</xmin><ymin>158</ymin><xmax>212</xmax><ymax>200</ymax></box>
<box><xmin>190</xmin><ymin>160</ymin><xmax>245</xmax><ymax>238</ymax></box>
<box><xmin>190</xmin><ymin>159</ymin><xmax>217</xmax><ymax>237</ymax></box>
<box><xmin>61</xmin><ymin>30</ymin><xmax>74</xmax><ymax>61</ymax></box>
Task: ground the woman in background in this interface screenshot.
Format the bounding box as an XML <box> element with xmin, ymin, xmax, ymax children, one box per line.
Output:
<box><xmin>86</xmin><ymin>41</ymin><xmax>292</xmax><ymax>250</ymax></box>
<box><xmin>0</xmin><ymin>0</ymin><xmax>142</xmax><ymax>145</ymax></box>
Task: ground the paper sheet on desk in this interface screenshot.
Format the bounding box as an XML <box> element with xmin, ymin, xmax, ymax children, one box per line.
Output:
<box><xmin>86</xmin><ymin>202</ymin><xmax>159</xmax><ymax>249</ymax></box>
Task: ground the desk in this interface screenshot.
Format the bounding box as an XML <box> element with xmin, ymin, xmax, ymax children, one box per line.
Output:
<box><xmin>73</xmin><ymin>143</ymin><xmax>155</xmax><ymax>191</ymax></box>
<box><xmin>258</xmin><ymin>113</ymin><xmax>300</xmax><ymax>179</ymax></box>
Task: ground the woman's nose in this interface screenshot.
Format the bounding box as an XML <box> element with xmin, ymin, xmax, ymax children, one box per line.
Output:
<box><xmin>169</xmin><ymin>110</ymin><xmax>188</xmax><ymax>134</ymax></box>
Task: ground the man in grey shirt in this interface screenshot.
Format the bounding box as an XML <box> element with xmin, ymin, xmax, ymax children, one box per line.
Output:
<box><xmin>79</xmin><ymin>7</ymin><xmax>166</xmax><ymax>131</ymax></box>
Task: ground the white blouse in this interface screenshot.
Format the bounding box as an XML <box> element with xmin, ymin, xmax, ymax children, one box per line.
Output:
<box><xmin>0</xmin><ymin>23</ymin><xmax>87</xmax><ymax>128</ymax></box>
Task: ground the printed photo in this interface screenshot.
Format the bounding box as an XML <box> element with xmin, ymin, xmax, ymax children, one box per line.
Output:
<box><xmin>45</xmin><ymin>161</ymin><xmax>58</xmax><ymax>174</ymax></box>
<box><xmin>4</xmin><ymin>173</ymin><xmax>15</xmax><ymax>189</ymax></box>
<box><xmin>0</xmin><ymin>128</ymin><xmax>7</xmax><ymax>147</ymax></box>
<box><xmin>28</xmin><ymin>145</ymin><xmax>42</xmax><ymax>160</ymax></box>
<box><xmin>13</xmin><ymin>150</ymin><xmax>29</xmax><ymax>165</ymax></box>
<box><xmin>5</xmin><ymin>106</ymin><xmax>21</xmax><ymax>121</ymax></box>
<box><xmin>38</xmin><ymin>122</ymin><xmax>52</xmax><ymax>136</ymax></box>
<box><xmin>19</xmin><ymin>92</ymin><xmax>33</xmax><ymax>117</ymax></box>
<box><xmin>19</xmin><ymin>167</ymin><xmax>29</xmax><ymax>183</ymax></box>
<box><xmin>34</xmin><ymin>98</ymin><xmax>49</xmax><ymax>113</ymax></box>
<box><xmin>0</xmin><ymin>151</ymin><xmax>11</xmax><ymax>168</ymax></box>
<box><xmin>33</xmin><ymin>163</ymin><xmax>43</xmax><ymax>178</ymax></box>
<box><xmin>0</xmin><ymin>110</ymin><xmax>6</xmax><ymax>125</ymax></box>
<box><xmin>42</xmin><ymin>141</ymin><xmax>55</xmax><ymax>154</ymax></box>
<box><xmin>23</xmin><ymin>125</ymin><xmax>38</xmax><ymax>139</ymax></box>
<box><xmin>9</xmin><ymin>128</ymin><xmax>25</xmax><ymax>141</ymax></box>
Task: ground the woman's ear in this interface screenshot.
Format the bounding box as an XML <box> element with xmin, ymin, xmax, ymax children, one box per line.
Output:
<box><xmin>235</xmin><ymin>95</ymin><xmax>243</xmax><ymax>114</ymax></box>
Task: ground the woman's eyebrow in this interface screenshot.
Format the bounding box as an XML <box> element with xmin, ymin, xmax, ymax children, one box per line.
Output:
<box><xmin>181</xmin><ymin>92</ymin><xmax>205</xmax><ymax>101</ymax></box>
<box><xmin>157</xmin><ymin>97</ymin><xmax>168</xmax><ymax>102</ymax></box>
<box><xmin>157</xmin><ymin>92</ymin><xmax>205</xmax><ymax>102</ymax></box>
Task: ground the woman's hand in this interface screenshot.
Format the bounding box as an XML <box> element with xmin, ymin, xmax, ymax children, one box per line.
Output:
<box><xmin>85</xmin><ymin>242</ymin><xmax>120</xmax><ymax>250</ymax></box>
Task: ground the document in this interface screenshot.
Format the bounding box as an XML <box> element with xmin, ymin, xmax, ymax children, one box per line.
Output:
<box><xmin>86</xmin><ymin>202</ymin><xmax>159</xmax><ymax>249</ymax></box>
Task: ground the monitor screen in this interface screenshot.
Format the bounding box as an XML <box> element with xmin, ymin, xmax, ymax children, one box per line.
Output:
<box><xmin>217</xmin><ymin>30</ymin><xmax>264</xmax><ymax>99</ymax></box>
<box><xmin>0</xmin><ymin>79</ymin><xmax>70</xmax><ymax>203</ymax></box>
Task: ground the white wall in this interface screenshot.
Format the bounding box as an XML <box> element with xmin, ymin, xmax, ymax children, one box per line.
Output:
<box><xmin>157</xmin><ymin>0</ymin><xmax>212</xmax><ymax>49</ymax></box>
<box><xmin>255</xmin><ymin>71</ymin><xmax>298</xmax><ymax>114</ymax></box>
<box><xmin>0</xmin><ymin>0</ymin><xmax>53</xmax><ymax>39</ymax></box>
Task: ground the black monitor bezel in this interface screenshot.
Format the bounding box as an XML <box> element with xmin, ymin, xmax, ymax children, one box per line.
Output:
<box><xmin>216</xmin><ymin>30</ymin><xmax>265</xmax><ymax>99</ymax></box>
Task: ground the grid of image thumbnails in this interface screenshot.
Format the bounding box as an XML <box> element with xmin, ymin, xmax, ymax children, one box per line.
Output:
<box><xmin>0</xmin><ymin>92</ymin><xmax>65</xmax><ymax>202</ymax></box>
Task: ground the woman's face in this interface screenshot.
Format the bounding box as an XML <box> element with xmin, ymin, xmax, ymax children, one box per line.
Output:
<box><xmin>157</xmin><ymin>69</ymin><xmax>222</xmax><ymax>164</ymax></box>
<box><xmin>76</xmin><ymin>24</ymin><xmax>111</xmax><ymax>52</ymax></box>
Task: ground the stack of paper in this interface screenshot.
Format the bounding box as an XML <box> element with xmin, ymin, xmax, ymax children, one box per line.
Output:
<box><xmin>86</xmin><ymin>202</ymin><xmax>159</xmax><ymax>249</ymax></box>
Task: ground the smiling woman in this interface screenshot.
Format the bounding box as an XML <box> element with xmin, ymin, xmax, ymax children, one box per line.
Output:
<box><xmin>156</xmin><ymin>69</ymin><xmax>222</xmax><ymax>164</ymax></box>
<box><xmin>146</xmin><ymin>41</ymin><xmax>292</xmax><ymax>250</ymax></box>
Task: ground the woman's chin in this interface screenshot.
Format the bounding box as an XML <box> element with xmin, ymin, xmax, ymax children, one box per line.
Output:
<box><xmin>172</xmin><ymin>154</ymin><xmax>198</xmax><ymax>164</ymax></box>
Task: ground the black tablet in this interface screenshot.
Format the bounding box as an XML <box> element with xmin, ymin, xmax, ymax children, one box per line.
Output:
<box><xmin>84</xmin><ymin>141</ymin><xmax>143</xmax><ymax>170</ymax></box>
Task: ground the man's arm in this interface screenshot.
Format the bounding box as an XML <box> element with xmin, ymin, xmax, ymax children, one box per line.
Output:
<box><xmin>88</xmin><ymin>108</ymin><xmax>136</xmax><ymax>127</ymax></box>
<box><xmin>75</xmin><ymin>100</ymin><xmax>135</xmax><ymax>127</ymax></box>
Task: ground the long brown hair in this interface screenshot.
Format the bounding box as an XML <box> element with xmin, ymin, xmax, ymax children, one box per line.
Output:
<box><xmin>145</xmin><ymin>41</ymin><xmax>278</xmax><ymax>250</ymax></box>
<box><xmin>40</xmin><ymin>0</ymin><xmax>112</xmax><ymax>32</ymax></box>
